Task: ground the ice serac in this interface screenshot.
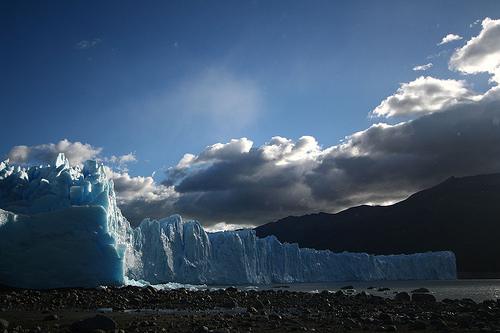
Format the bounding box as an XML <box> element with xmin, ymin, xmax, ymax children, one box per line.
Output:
<box><xmin>0</xmin><ymin>155</ymin><xmax>126</xmax><ymax>289</ymax></box>
<box><xmin>124</xmin><ymin>219</ymin><xmax>456</xmax><ymax>284</ymax></box>
<box><xmin>0</xmin><ymin>155</ymin><xmax>457</xmax><ymax>289</ymax></box>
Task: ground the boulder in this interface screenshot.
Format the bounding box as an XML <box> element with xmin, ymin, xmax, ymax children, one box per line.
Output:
<box><xmin>71</xmin><ymin>314</ymin><xmax>117</xmax><ymax>333</ymax></box>
<box><xmin>394</xmin><ymin>291</ymin><xmax>411</xmax><ymax>302</ymax></box>
<box><xmin>412</xmin><ymin>293</ymin><xmax>436</xmax><ymax>302</ymax></box>
<box><xmin>411</xmin><ymin>287</ymin><xmax>430</xmax><ymax>293</ymax></box>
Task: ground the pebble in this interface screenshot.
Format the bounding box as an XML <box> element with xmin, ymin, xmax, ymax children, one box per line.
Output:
<box><xmin>1</xmin><ymin>285</ymin><xmax>500</xmax><ymax>332</ymax></box>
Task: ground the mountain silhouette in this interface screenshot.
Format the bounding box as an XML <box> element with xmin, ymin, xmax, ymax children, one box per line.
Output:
<box><xmin>255</xmin><ymin>173</ymin><xmax>500</xmax><ymax>278</ymax></box>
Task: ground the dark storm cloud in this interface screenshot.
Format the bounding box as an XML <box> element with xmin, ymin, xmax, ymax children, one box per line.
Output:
<box><xmin>135</xmin><ymin>91</ymin><xmax>499</xmax><ymax>227</ymax></box>
<box><xmin>113</xmin><ymin>18</ymin><xmax>500</xmax><ymax>227</ymax></box>
<box><xmin>312</xmin><ymin>98</ymin><xmax>500</xmax><ymax>189</ymax></box>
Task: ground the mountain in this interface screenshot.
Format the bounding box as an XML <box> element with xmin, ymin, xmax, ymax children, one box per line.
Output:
<box><xmin>255</xmin><ymin>173</ymin><xmax>500</xmax><ymax>278</ymax></box>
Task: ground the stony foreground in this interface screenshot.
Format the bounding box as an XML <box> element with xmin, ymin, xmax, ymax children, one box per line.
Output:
<box><xmin>1</xmin><ymin>285</ymin><xmax>500</xmax><ymax>332</ymax></box>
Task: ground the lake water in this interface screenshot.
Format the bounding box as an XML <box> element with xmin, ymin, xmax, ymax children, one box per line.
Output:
<box><xmin>205</xmin><ymin>280</ymin><xmax>500</xmax><ymax>302</ymax></box>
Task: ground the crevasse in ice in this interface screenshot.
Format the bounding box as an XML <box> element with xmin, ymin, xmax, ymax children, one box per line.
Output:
<box><xmin>0</xmin><ymin>154</ymin><xmax>457</xmax><ymax>289</ymax></box>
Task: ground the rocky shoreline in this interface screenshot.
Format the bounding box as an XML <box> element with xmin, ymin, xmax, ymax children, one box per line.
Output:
<box><xmin>1</xmin><ymin>285</ymin><xmax>500</xmax><ymax>332</ymax></box>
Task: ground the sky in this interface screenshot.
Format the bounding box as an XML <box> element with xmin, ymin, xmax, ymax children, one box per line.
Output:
<box><xmin>1</xmin><ymin>1</ymin><xmax>500</xmax><ymax>229</ymax></box>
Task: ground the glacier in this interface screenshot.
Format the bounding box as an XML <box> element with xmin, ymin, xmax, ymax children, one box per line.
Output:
<box><xmin>0</xmin><ymin>154</ymin><xmax>456</xmax><ymax>289</ymax></box>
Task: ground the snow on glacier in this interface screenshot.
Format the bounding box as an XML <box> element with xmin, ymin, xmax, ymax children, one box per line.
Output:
<box><xmin>0</xmin><ymin>154</ymin><xmax>457</xmax><ymax>289</ymax></box>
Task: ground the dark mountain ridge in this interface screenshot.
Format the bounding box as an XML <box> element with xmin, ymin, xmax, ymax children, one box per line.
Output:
<box><xmin>255</xmin><ymin>173</ymin><xmax>500</xmax><ymax>278</ymax></box>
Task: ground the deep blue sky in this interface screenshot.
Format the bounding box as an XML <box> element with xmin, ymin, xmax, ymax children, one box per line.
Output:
<box><xmin>2</xmin><ymin>1</ymin><xmax>500</xmax><ymax>228</ymax></box>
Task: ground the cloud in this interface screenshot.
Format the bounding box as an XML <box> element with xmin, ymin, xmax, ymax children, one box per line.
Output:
<box><xmin>6</xmin><ymin>139</ymin><xmax>102</xmax><ymax>166</ymax></box>
<box><xmin>118</xmin><ymin>153</ymin><xmax>137</xmax><ymax>164</ymax></box>
<box><xmin>165</xmin><ymin>67</ymin><xmax>262</xmax><ymax>130</ymax></box>
<box><xmin>470</xmin><ymin>19</ymin><xmax>482</xmax><ymax>28</ymax></box>
<box><xmin>116</xmin><ymin>184</ymin><xmax>179</xmax><ymax>226</ymax></box>
<box><xmin>305</xmin><ymin>99</ymin><xmax>500</xmax><ymax>208</ymax></box>
<box><xmin>449</xmin><ymin>18</ymin><xmax>500</xmax><ymax>84</ymax></box>
<box><xmin>175</xmin><ymin>138</ymin><xmax>254</xmax><ymax>172</ymax></box>
<box><xmin>427</xmin><ymin>50</ymin><xmax>451</xmax><ymax>59</ymax></box>
<box><xmin>116</xmin><ymin>17</ymin><xmax>500</xmax><ymax>227</ymax></box>
<box><xmin>142</xmin><ymin>86</ymin><xmax>499</xmax><ymax>227</ymax></box>
<box><xmin>437</xmin><ymin>34</ymin><xmax>463</xmax><ymax>45</ymax></box>
<box><xmin>371</xmin><ymin>76</ymin><xmax>478</xmax><ymax>118</ymax></box>
<box><xmin>104</xmin><ymin>166</ymin><xmax>157</xmax><ymax>201</ymax></box>
<box><xmin>413</xmin><ymin>63</ymin><xmax>433</xmax><ymax>71</ymax></box>
<box><xmin>6</xmin><ymin>17</ymin><xmax>500</xmax><ymax>229</ymax></box>
<box><xmin>204</xmin><ymin>222</ymin><xmax>254</xmax><ymax>233</ymax></box>
<box><xmin>74</xmin><ymin>38</ymin><xmax>101</xmax><ymax>49</ymax></box>
<box><xmin>102</xmin><ymin>152</ymin><xmax>137</xmax><ymax>172</ymax></box>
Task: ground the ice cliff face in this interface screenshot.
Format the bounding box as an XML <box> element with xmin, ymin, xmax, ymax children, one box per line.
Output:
<box><xmin>125</xmin><ymin>216</ymin><xmax>456</xmax><ymax>285</ymax></box>
<box><xmin>0</xmin><ymin>155</ymin><xmax>125</xmax><ymax>289</ymax></box>
<box><xmin>0</xmin><ymin>155</ymin><xmax>457</xmax><ymax>289</ymax></box>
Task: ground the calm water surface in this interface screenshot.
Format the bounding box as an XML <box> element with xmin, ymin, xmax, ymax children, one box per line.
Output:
<box><xmin>206</xmin><ymin>280</ymin><xmax>500</xmax><ymax>302</ymax></box>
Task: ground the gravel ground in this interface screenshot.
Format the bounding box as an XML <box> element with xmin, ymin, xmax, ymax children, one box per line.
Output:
<box><xmin>1</xmin><ymin>285</ymin><xmax>500</xmax><ymax>332</ymax></box>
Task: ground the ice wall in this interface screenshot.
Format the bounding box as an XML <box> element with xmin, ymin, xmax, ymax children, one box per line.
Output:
<box><xmin>0</xmin><ymin>155</ymin><xmax>457</xmax><ymax>289</ymax></box>
<box><xmin>0</xmin><ymin>155</ymin><xmax>126</xmax><ymax>289</ymax></box>
<box><xmin>128</xmin><ymin>217</ymin><xmax>456</xmax><ymax>284</ymax></box>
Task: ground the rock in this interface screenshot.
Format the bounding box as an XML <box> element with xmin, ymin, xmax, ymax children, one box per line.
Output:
<box><xmin>432</xmin><ymin>318</ymin><xmax>448</xmax><ymax>329</ymax></box>
<box><xmin>301</xmin><ymin>308</ymin><xmax>312</xmax><ymax>315</ymax></box>
<box><xmin>411</xmin><ymin>287</ymin><xmax>430</xmax><ymax>293</ymax></box>
<box><xmin>253</xmin><ymin>300</ymin><xmax>265</xmax><ymax>309</ymax></box>
<box><xmin>356</xmin><ymin>291</ymin><xmax>370</xmax><ymax>299</ymax></box>
<box><xmin>411</xmin><ymin>320</ymin><xmax>427</xmax><ymax>330</ymax></box>
<box><xmin>334</xmin><ymin>290</ymin><xmax>346</xmax><ymax>297</ymax></box>
<box><xmin>145</xmin><ymin>285</ymin><xmax>156</xmax><ymax>295</ymax></box>
<box><xmin>0</xmin><ymin>319</ymin><xmax>8</xmax><ymax>330</ymax></box>
<box><xmin>456</xmin><ymin>313</ymin><xmax>472</xmax><ymax>328</ymax></box>
<box><xmin>225</xmin><ymin>286</ymin><xmax>238</xmax><ymax>293</ymax></box>
<box><xmin>394</xmin><ymin>292</ymin><xmax>411</xmax><ymax>302</ymax></box>
<box><xmin>378</xmin><ymin>312</ymin><xmax>394</xmax><ymax>325</ymax></box>
<box><xmin>71</xmin><ymin>314</ymin><xmax>117</xmax><ymax>333</ymax></box>
<box><xmin>412</xmin><ymin>293</ymin><xmax>436</xmax><ymax>302</ymax></box>
<box><xmin>247</xmin><ymin>306</ymin><xmax>258</xmax><ymax>314</ymax></box>
<box><xmin>341</xmin><ymin>285</ymin><xmax>354</xmax><ymax>290</ymax></box>
<box><xmin>222</xmin><ymin>300</ymin><xmax>238</xmax><ymax>309</ymax></box>
<box><xmin>128</xmin><ymin>296</ymin><xmax>142</xmax><ymax>306</ymax></box>
<box><xmin>269</xmin><ymin>313</ymin><xmax>282</xmax><ymax>320</ymax></box>
<box><xmin>43</xmin><ymin>314</ymin><xmax>59</xmax><ymax>321</ymax></box>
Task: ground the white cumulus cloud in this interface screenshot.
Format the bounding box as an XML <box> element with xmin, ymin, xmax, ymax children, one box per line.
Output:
<box><xmin>437</xmin><ymin>34</ymin><xmax>463</xmax><ymax>45</ymax></box>
<box><xmin>371</xmin><ymin>76</ymin><xmax>478</xmax><ymax>118</ymax></box>
<box><xmin>6</xmin><ymin>139</ymin><xmax>102</xmax><ymax>166</ymax></box>
<box><xmin>449</xmin><ymin>17</ymin><xmax>500</xmax><ymax>83</ymax></box>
